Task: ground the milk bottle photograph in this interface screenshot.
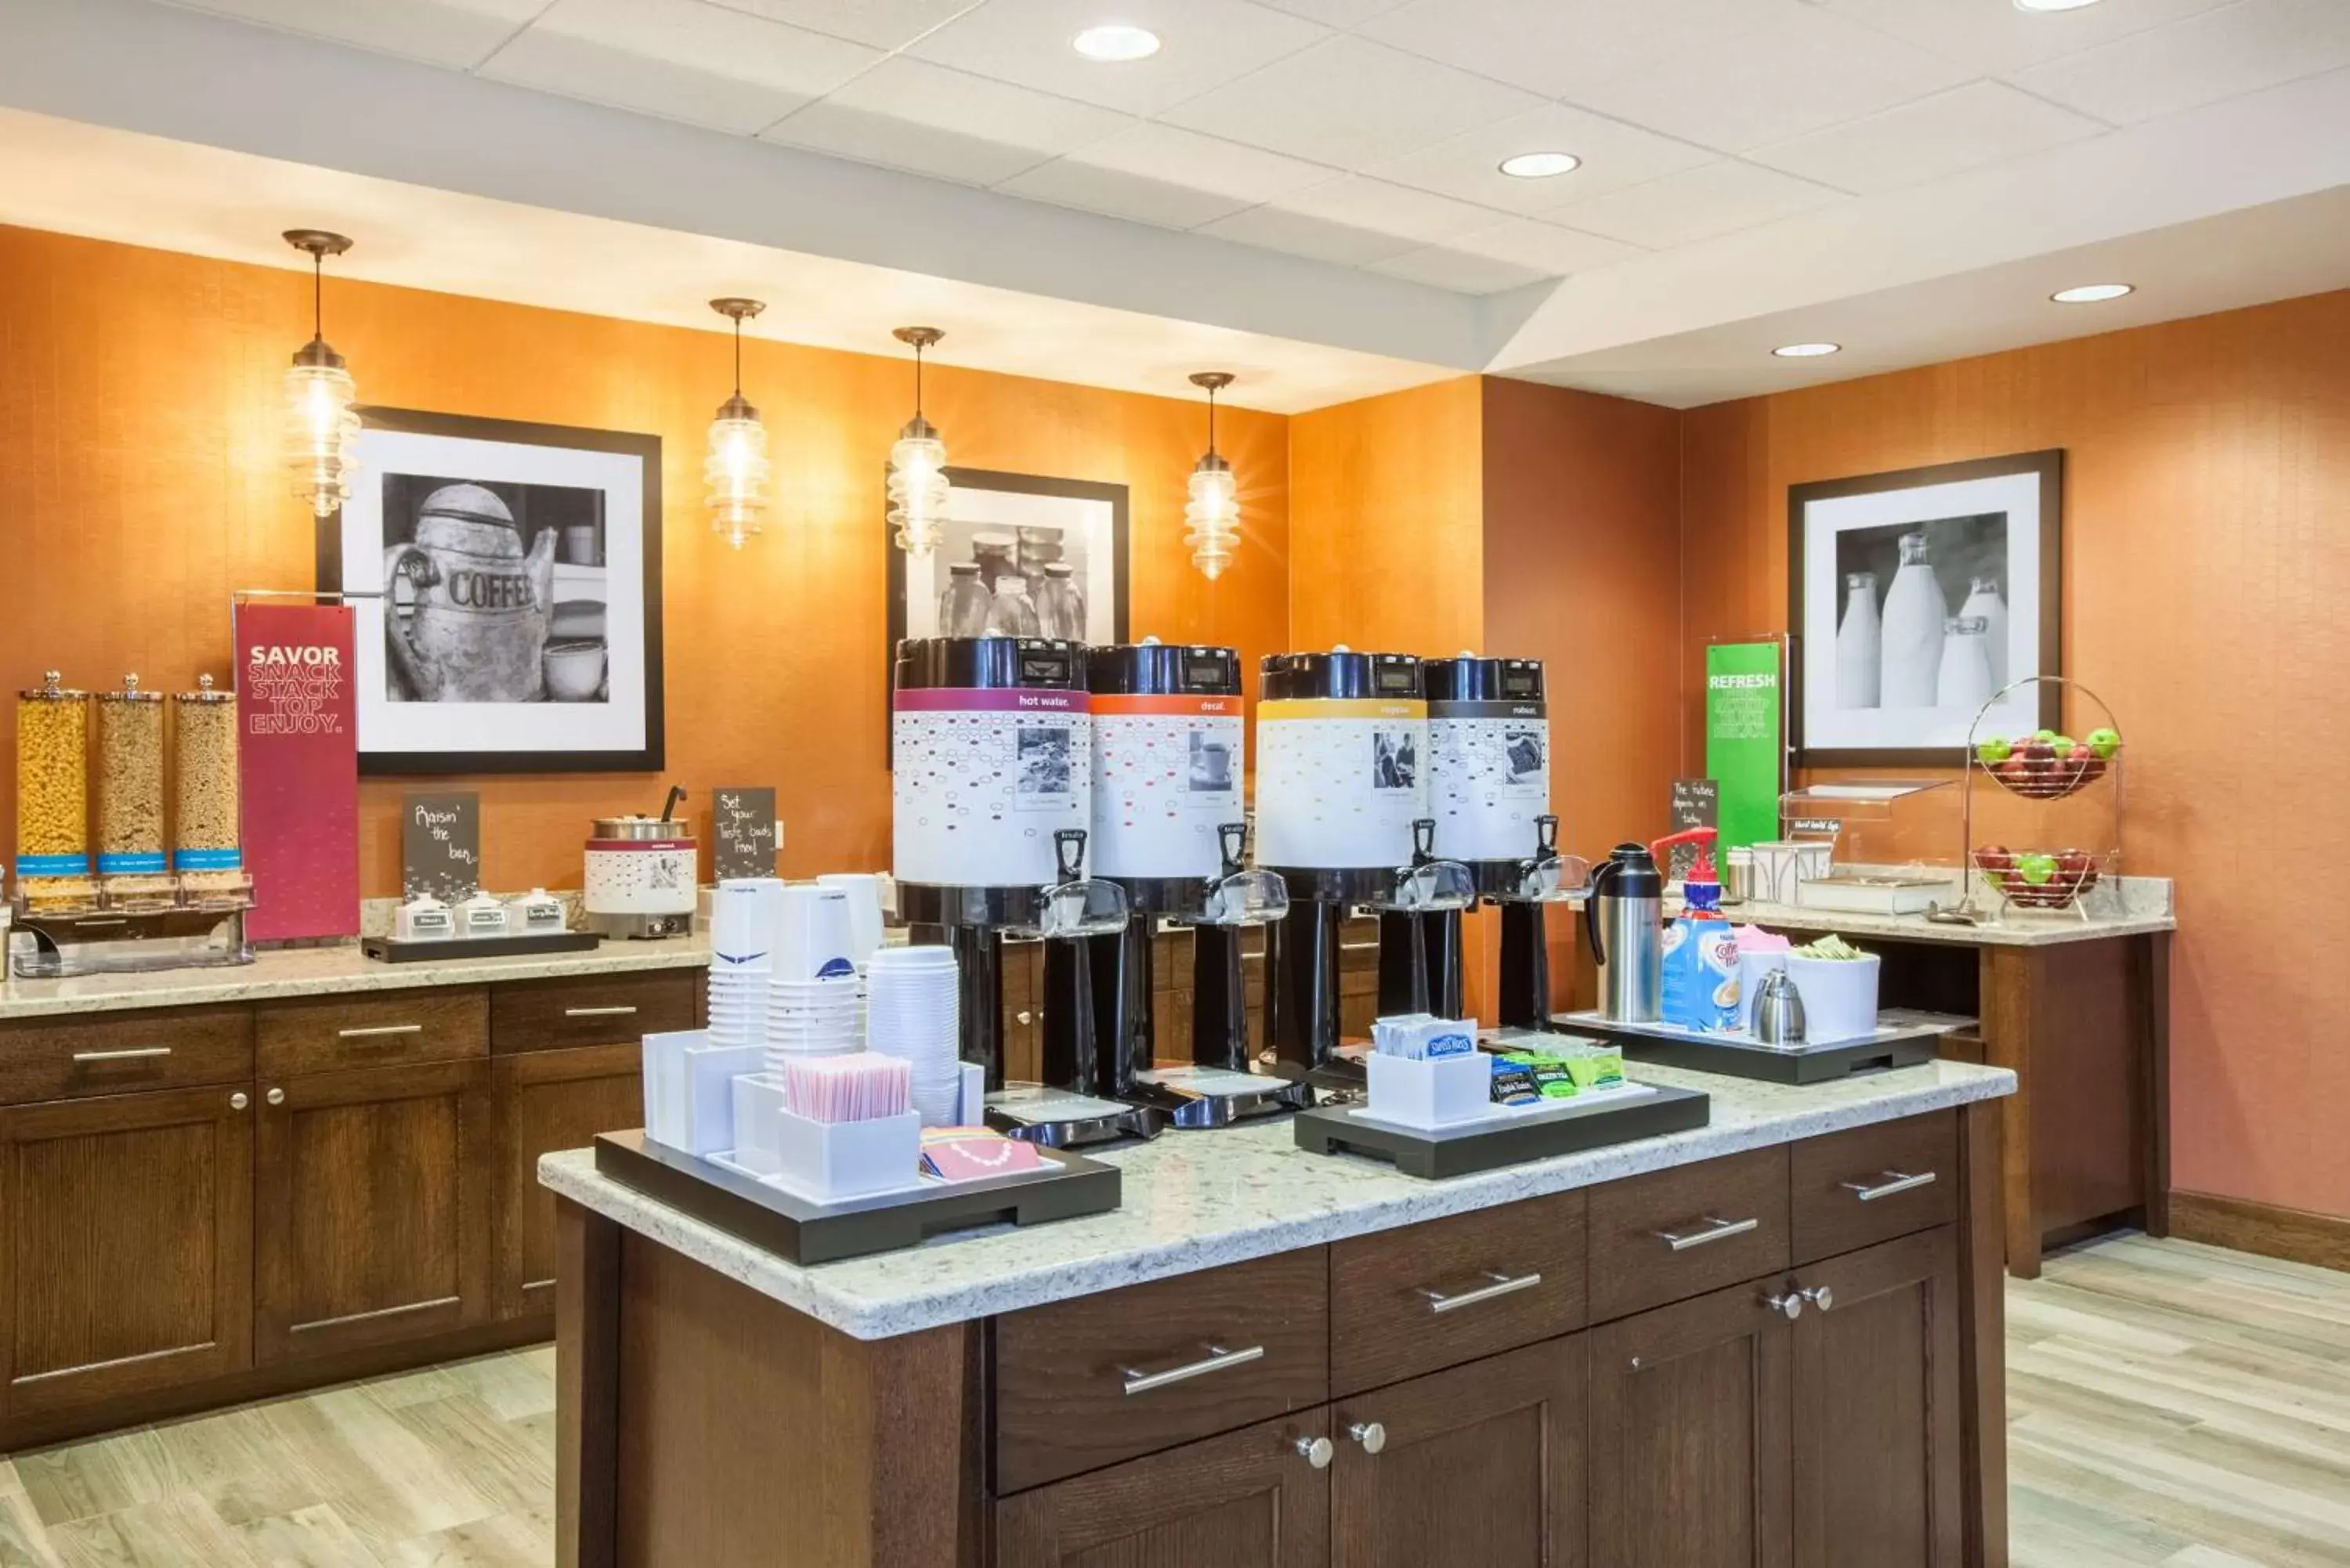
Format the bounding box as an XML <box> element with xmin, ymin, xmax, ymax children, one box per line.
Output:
<box><xmin>1936</xmin><ymin>615</ymin><xmax>1994</xmax><ymax>711</ymax></box>
<box><xmin>1835</xmin><ymin>570</ymin><xmax>1882</xmax><ymax>708</ymax></box>
<box><xmin>1958</xmin><ymin>574</ymin><xmax>2009</xmax><ymax>692</ymax></box>
<box><xmin>1878</xmin><ymin>530</ymin><xmax>1949</xmax><ymax>708</ymax></box>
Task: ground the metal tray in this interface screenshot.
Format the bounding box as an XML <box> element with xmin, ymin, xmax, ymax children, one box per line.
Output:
<box><xmin>1550</xmin><ymin>1011</ymin><xmax>1956</xmax><ymax>1084</ymax></box>
<box><xmin>362</xmin><ymin>931</ymin><xmax>601</xmax><ymax>963</ymax></box>
<box><xmin>1292</xmin><ymin>1083</ymin><xmax>1710</xmax><ymax>1179</ymax></box>
<box><xmin>591</xmin><ymin>1128</ymin><xmax>1121</xmax><ymax>1266</ymax></box>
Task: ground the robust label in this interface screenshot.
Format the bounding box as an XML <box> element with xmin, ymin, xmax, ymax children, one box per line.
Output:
<box><xmin>894</xmin><ymin>688</ymin><xmax>1092</xmax><ymax>888</ymax></box>
<box><xmin>1427</xmin><ymin>701</ymin><xmax>1549</xmax><ymax>863</ymax></box>
<box><xmin>1090</xmin><ymin>694</ymin><xmax>1245</xmax><ymax>880</ymax></box>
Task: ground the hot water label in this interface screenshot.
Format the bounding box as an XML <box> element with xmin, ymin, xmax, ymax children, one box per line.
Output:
<box><xmin>1427</xmin><ymin>699</ymin><xmax>1550</xmax><ymax>863</ymax></box>
<box><xmin>1254</xmin><ymin>698</ymin><xmax>1428</xmax><ymax>870</ymax></box>
<box><xmin>893</xmin><ymin>688</ymin><xmax>1093</xmax><ymax>888</ymax></box>
<box><xmin>1090</xmin><ymin>694</ymin><xmax>1246</xmax><ymax>880</ymax></box>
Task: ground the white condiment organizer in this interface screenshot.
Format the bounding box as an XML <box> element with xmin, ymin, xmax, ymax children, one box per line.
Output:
<box><xmin>642</xmin><ymin>1031</ymin><xmax>764</xmax><ymax>1157</ymax></box>
<box><xmin>732</xmin><ymin>1073</ymin><xmax>922</xmax><ymax>1201</ymax></box>
<box><xmin>1782</xmin><ymin>953</ymin><xmax>1882</xmax><ymax>1042</ymax></box>
<box><xmin>1365</xmin><ymin>1050</ymin><xmax>1491</xmax><ymax>1130</ymax></box>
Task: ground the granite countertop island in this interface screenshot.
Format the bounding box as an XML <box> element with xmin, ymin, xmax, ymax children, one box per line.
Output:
<box><xmin>540</xmin><ymin>1057</ymin><xmax>2016</xmax><ymax>1341</ymax></box>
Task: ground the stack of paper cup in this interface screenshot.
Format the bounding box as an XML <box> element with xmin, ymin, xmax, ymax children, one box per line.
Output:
<box><xmin>866</xmin><ymin>944</ymin><xmax>961</xmax><ymax>1126</ymax></box>
<box><xmin>816</xmin><ymin>873</ymin><xmax>888</xmax><ymax>970</ymax></box>
<box><xmin>776</xmin><ymin>885</ymin><xmax>859</xmax><ymax>982</ymax></box>
<box><xmin>766</xmin><ymin>974</ymin><xmax>863</xmax><ymax>1068</ymax></box>
<box><xmin>708</xmin><ymin>877</ymin><xmax>784</xmax><ymax>1047</ymax></box>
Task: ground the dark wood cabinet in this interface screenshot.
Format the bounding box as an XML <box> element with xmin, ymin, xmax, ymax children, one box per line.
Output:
<box><xmin>1332</xmin><ymin>1337</ymin><xmax>1585</xmax><ymax>1568</ymax></box>
<box><xmin>254</xmin><ymin>1058</ymin><xmax>494</xmax><ymax>1363</ymax></box>
<box><xmin>493</xmin><ymin>1042</ymin><xmax>644</xmax><ymax>1321</ymax></box>
<box><xmin>1589</xmin><ymin>1277</ymin><xmax>1794</xmax><ymax>1568</ymax></box>
<box><xmin>1791</xmin><ymin>1229</ymin><xmax>1965</xmax><ymax>1568</ymax></box>
<box><xmin>997</xmin><ymin>1410</ymin><xmax>1332</xmax><ymax>1568</ymax></box>
<box><xmin>0</xmin><ymin>1085</ymin><xmax>254</xmax><ymax>1421</ymax></box>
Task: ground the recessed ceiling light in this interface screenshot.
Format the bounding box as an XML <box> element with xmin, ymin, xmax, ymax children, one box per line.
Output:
<box><xmin>1499</xmin><ymin>151</ymin><xmax>1581</xmax><ymax>179</ymax></box>
<box><xmin>2014</xmin><ymin>0</ymin><xmax>2104</xmax><ymax>11</ymax></box>
<box><xmin>2051</xmin><ymin>283</ymin><xmax>2134</xmax><ymax>304</ymax></box>
<box><xmin>1072</xmin><ymin>23</ymin><xmax>1160</xmax><ymax>61</ymax></box>
<box><xmin>1773</xmin><ymin>341</ymin><xmax>1841</xmax><ymax>359</ymax></box>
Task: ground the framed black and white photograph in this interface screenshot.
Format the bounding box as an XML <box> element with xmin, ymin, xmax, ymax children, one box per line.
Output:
<box><xmin>1789</xmin><ymin>450</ymin><xmax>2062</xmax><ymax>766</ymax></box>
<box><xmin>887</xmin><ymin>468</ymin><xmax>1127</xmax><ymax>650</ymax></box>
<box><xmin>320</xmin><ymin>408</ymin><xmax>664</xmax><ymax>775</ymax></box>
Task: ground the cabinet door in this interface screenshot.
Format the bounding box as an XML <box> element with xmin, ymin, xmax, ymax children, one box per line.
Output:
<box><xmin>997</xmin><ymin>1410</ymin><xmax>1331</xmax><ymax>1568</ymax></box>
<box><xmin>1333</xmin><ymin>1337</ymin><xmax>1585</xmax><ymax>1568</ymax></box>
<box><xmin>1589</xmin><ymin>1279</ymin><xmax>1793</xmax><ymax>1568</ymax></box>
<box><xmin>492</xmin><ymin>1042</ymin><xmax>642</xmax><ymax>1321</ymax></box>
<box><xmin>255</xmin><ymin>1058</ymin><xmax>493</xmax><ymax>1363</ymax></box>
<box><xmin>0</xmin><ymin>1085</ymin><xmax>253</xmax><ymax>1422</ymax></box>
<box><xmin>1791</xmin><ymin>1228</ymin><xmax>1964</xmax><ymax>1568</ymax></box>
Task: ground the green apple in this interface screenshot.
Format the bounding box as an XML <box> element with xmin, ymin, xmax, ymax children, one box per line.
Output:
<box><xmin>2034</xmin><ymin>728</ymin><xmax>2059</xmax><ymax>742</ymax></box>
<box><xmin>1976</xmin><ymin>738</ymin><xmax>2012</xmax><ymax>765</ymax></box>
<box><xmin>2086</xmin><ymin>727</ymin><xmax>2121</xmax><ymax>760</ymax></box>
<box><xmin>2017</xmin><ymin>853</ymin><xmax>2058</xmax><ymax>886</ymax></box>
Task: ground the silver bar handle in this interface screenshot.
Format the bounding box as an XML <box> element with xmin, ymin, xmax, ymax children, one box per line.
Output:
<box><xmin>338</xmin><ymin>1024</ymin><xmax>425</xmax><ymax>1039</ymax></box>
<box><xmin>1120</xmin><ymin>1343</ymin><xmax>1264</xmax><ymax>1396</ymax></box>
<box><xmin>1417</xmin><ymin>1270</ymin><xmax>1542</xmax><ymax>1315</ymax></box>
<box><xmin>1842</xmin><ymin>1170</ymin><xmax>1937</xmax><ymax>1202</ymax></box>
<box><xmin>564</xmin><ymin>1005</ymin><xmax>639</xmax><ymax>1018</ymax></box>
<box><xmin>71</xmin><ymin>1046</ymin><xmax>173</xmax><ymax>1062</ymax></box>
<box><xmin>1654</xmin><ymin>1215</ymin><xmax>1759</xmax><ymax>1252</ymax></box>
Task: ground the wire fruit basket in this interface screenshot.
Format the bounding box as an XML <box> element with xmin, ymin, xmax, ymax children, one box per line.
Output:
<box><xmin>1943</xmin><ymin>674</ymin><xmax>2124</xmax><ymax>923</ymax></box>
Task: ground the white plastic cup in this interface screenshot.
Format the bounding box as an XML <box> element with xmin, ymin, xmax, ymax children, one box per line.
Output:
<box><xmin>710</xmin><ymin>877</ymin><xmax>784</xmax><ymax>968</ymax></box>
<box><xmin>817</xmin><ymin>873</ymin><xmax>888</xmax><ymax>968</ymax></box>
<box><xmin>776</xmin><ymin>886</ymin><xmax>857</xmax><ymax>981</ymax></box>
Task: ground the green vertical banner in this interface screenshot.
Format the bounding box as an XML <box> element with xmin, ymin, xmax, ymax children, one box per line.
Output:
<box><xmin>1705</xmin><ymin>641</ymin><xmax>1784</xmax><ymax>853</ymax></box>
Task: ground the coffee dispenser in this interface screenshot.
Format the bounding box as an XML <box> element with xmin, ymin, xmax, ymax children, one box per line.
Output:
<box><xmin>1084</xmin><ymin>642</ymin><xmax>1305</xmax><ymax>1127</ymax></box>
<box><xmin>1420</xmin><ymin>655</ymin><xmax>1585</xmax><ymax>1030</ymax></box>
<box><xmin>891</xmin><ymin>635</ymin><xmax>1146</xmax><ymax>1146</ymax></box>
<box><xmin>1256</xmin><ymin>649</ymin><xmax>1473</xmax><ymax>1086</ymax></box>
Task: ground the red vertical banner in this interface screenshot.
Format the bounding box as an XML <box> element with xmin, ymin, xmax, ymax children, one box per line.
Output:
<box><xmin>236</xmin><ymin>602</ymin><xmax>360</xmax><ymax>942</ymax></box>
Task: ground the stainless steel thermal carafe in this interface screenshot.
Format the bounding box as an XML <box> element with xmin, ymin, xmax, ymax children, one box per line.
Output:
<box><xmin>1585</xmin><ymin>842</ymin><xmax>1663</xmax><ymax>1023</ymax></box>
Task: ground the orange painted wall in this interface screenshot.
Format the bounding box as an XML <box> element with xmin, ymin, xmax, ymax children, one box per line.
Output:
<box><xmin>1679</xmin><ymin>288</ymin><xmax>2350</xmax><ymax>1220</ymax></box>
<box><xmin>0</xmin><ymin>223</ymin><xmax>1290</xmax><ymax>898</ymax></box>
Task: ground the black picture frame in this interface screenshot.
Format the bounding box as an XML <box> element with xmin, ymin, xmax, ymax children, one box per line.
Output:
<box><xmin>1787</xmin><ymin>449</ymin><xmax>2062</xmax><ymax>768</ymax></box>
<box><xmin>883</xmin><ymin>468</ymin><xmax>1130</xmax><ymax>760</ymax></box>
<box><xmin>316</xmin><ymin>406</ymin><xmax>665</xmax><ymax>777</ymax></box>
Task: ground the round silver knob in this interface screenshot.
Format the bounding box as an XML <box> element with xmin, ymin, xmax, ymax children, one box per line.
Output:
<box><xmin>1348</xmin><ymin>1422</ymin><xmax>1386</xmax><ymax>1454</ymax></box>
<box><xmin>1765</xmin><ymin>1291</ymin><xmax>1804</xmax><ymax>1321</ymax></box>
<box><xmin>266</xmin><ymin>1086</ymin><xmax>287</xmax><ymax>1107</ymax></box>
<box><xmin>1293</xmin><ymin>1436</ymin><xmax>1333</xmax><ymax>1470</ymax></box>
<box><xmin>230</xmin><ymin>1092</ymin><xmax>249</xmax><ymax>1111</ymax></box>
<box><xmin>1800</xmin><ymin>1285</ymin><xmax>1835</xmax><ymax>1313</ymax></box>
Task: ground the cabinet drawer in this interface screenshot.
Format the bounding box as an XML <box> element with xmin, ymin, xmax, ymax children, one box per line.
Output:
<box><xmin>1331</xmin><ymin>1190</ymin><xmax>1586</xmax><ymax>1397</ymax></box>
<box><xmin>256</xmin><ymin>989</ymin><xmax>488</xmax><ymax>1078</ymax></box>
<box><xmin>995</xmin><ymin>1248</ymin><xmax>1329</xmax><ymax>1495</ymax></box>
<box><xmin>1791</xmin><ymin>1113</ymin><xmax>1958</xmax><ymax>1265</ymax></box>
<box><xmin>0</xmin><ymin>1006</ymin><xmax>254</xmax><ymax>1105</ymax></box>
<box><xmin>1589</xmin><ymin>1146</ymin><xmax>1791</xmax><ymax>1323</ymax></box>
<box><xmin>490</xmin><ymin>970</ymin><xmax>695</xmax><ymax>1055</ymax></box>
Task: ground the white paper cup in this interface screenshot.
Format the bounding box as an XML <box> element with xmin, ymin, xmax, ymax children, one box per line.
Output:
<box><xmin>711</xmin><ymin>877</ymin><xmax>785</xmax><ymax>967</ymax></box>
<box><xmin>776</xmin><ymin>887</ymin><xmax>857</xmax><ymax>981</ymax></box>
<box><xmin>816</xmin><ymin>873</ymin><xmax>888</xmax><ymax>967</ymax></box>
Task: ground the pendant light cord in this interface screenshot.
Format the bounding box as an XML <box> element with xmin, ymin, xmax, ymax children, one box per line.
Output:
<box><xmin>312</xmin><ymin>251</ymin><xmax>324</xmax><ymax>340</ymax></box>
<box><xmin>732</xmin><ymin>316</ymin><xmax>743</xmax><ymax>398</ymax></box>
<box><xmin>914</xmin><ymin>342</ymin><xmax>924</xmax><ymax>419</ymax></box>
<box><xmin>1207</xmin><ymin>385</ymin><xmax>1219</xmax><ymax>457</ymax></box>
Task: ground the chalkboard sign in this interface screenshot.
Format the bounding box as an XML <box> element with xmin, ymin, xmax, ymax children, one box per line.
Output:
<box><xmin>711</xmin><ymin>787</ymin><xmax>779</xmax><ymax>881</ymax></box>
<box><xmin>403</xmin><ymin>792</ymin><xmax>481</xmax><ymax>903</ymax></box>
<box><xmin>1665</xmin><ymin>779</ymin><xmax>1719</xmax><ymax>883</ymax></box>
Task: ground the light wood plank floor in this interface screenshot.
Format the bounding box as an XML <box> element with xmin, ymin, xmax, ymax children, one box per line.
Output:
<box><xmin>2</xmin><ymin>1233</ymin><xmax>2345</xmax><ymax>1566</ymax></box>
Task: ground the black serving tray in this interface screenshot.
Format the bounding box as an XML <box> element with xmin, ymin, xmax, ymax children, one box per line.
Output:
<box><xmin>1292</xmin><ymin>1084</ymin><xmax>1711</xmax><ymax>1179</ymax></box>
<box><xmin>363</xmin><ymin>930</ymin><xmax>601</xmax><ymax>963</ymax></box>
<box><xmin>591</xmin><ymin>1128</ymin><xmax>1121</xmax><ymax>1266</ymax></box>
<box><xmin>1550</xmin><ymin>1011</ymin><xmax>1950</xmax><ymax>1084</ymax></box>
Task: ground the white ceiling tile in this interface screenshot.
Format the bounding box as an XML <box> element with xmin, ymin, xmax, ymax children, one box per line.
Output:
<box><xmin>1160</xmin><ymin>34</ymin><xmax>1544</xmax><ymax>168</ymax></box>
<box><xmin>904</xmin><ymin>0</ymin><xmax>1329</xmax><ymax>117</ymax></box>
<box><xmin>1813</xmin><ymin>0</ymin><xmax>2237</xmax><ymax>76</ymax></box>
<box><xmin>1359</xmin><ymin>0</ymin><xmax>1813</xmax><ymax>100</ymax></box>
<box><xmin>1748</xmin><ymin>81</ymin><xmax>2105</xmax><ymax>195</ymax></box>
<box><xmin>483</xmin><ymin>0</ymin><xmax>880</xmax><ymax>133</ymax></box>
<box><xmin>158</xmin><ymin>0</ymin><xmax>547</xmax><ymax>68</ymax></box>
<box><xmin>1370</xmin><ymin>244</ymin><xmax>1550</xmax><ymax>294</ymax></box>
<box><xmin>762</xmin><ymin>59</ymin><xmax>1127</xmax><ymax>185</ymax></box>
<box><xmin>1250</xmin><ymin>0</ymin><xmax>1412</xmax><ymax>23</ymax></box>
<box><xmin>705</xmin><ymin>0</ymin><xmax>980</xmax><ymax>51</ymax></box>
<box><xmin>1444</xmin><ymin>217</ymin><xmax>1643</xmax><ymax>273</ymax></box>
<box><xmin>1196</xmin><ymin>205</ymin><xmax>1423</xmax><ymax>266</ymax></box>
<box><xmin>998</xmin><ymin>123</ymin><xmax>1335</xmax><ymax>228</ymax></box>
<box><xmin>996</xmin><ymin>161</ymin><xmax>1252</xmax><ymax>229</ymax></box>
<box><xmin>2009</xmin><ymin>0</ymin><xmax>2350</xmax><ymax>125</ymax></box>
<box><xmin>1368</xmin><ymin>102</ymin><xmax>1713</xmax><ymax>215</ymax></box>
<box><xmin>1564</xmin><ymin>8</ymin><xmax>1976</xmax><ymax>154</ymax></box>
<box><xmin>1542</xmin><ymin>159</ymin><xmax>1845</xmax><ymax>248</ymax></box>
<box><xmin>1267</xmin><ymin>176</ymin><xmax>1500</xmax><ymax>243</ymax></box>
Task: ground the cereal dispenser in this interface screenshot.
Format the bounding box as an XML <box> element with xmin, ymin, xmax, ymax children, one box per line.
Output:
<box><xmin>1082</xmin><ymin>641</ymin><xmax>1300</xmax><ymax>1129</ymax></box>
<box><xmin>13</xmin><ymin>671</ymin><xmax>96</xmax><ymax>916</ymax></box>
<box><xmin>97</xmin><ymin>675</ymin><xmax>174</xmax><ymax>911</ymax></box>
<box><xmin>173</xmin><ymin>674</ymin><xmax>251</xmax><ymax>907</ymax></box>
<box><xmin>1256</xmin><ymin>649</ymin><xmax>1473</xmax><ymax>1084</ymax></box>
<box><xmin>892</xmin><ymin>635</ymin><xmax>1140</xmax><ymax>1146</ymax></box>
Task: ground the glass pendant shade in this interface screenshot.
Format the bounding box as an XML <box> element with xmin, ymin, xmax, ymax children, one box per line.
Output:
<box><xmin>281</xmin><ymin>230</ymin><xmax>360</xmax><ymax>519</ymax></box>
<box><xmin>704</xmin><ymin>298</ymin><xmax>769</xmax><ymax>550</ymax></box>
<box><xmin>888</xmin><ymin>327</ymin><xmax>952</xmax><ymax>557</ymax></box>
<box><xmin>1185</xmin><ymin>371</ymin><xmax>1239</xmax><ymax>580</ymax></box>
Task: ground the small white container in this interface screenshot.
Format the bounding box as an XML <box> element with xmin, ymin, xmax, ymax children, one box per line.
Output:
<box><xmin>642</xmin><ymin>1030</ymin><xmax>763</xmax><ymax>1156</ymax></box>
<box><xmin>1748</xmin><ymin>843</ymin><xmax>1804</xmax><ymax>905</ymax></box>
<box><xmin>1782</xmin><ymin>953</ymin><xmax>1881</xmax><ymax>1043</ymax></box>
<box><xmin>1367</xmin><ymin>1050</ymin><xmax>1491</xmax><ymax>1130</ymax></box>
<box><xmin>509</xmin><ymin>887</ymin><xmax>569</xmax><ymax>934</ymax></box>
<box><xmin>734</xmin><ymin>1075</ymin><xmax>923</xmax><ymax>1200</ymax></box>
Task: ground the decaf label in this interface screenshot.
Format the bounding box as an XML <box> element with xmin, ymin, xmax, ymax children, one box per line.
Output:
<box><xmin>711</xmin><ymin>786</ymin><xmax>779</xmax><ymax>880</ymax></box>
<box><xmin>402</xmin><ymin>791</ymin><xmax>481</xmax><ymax>904</ymax></box>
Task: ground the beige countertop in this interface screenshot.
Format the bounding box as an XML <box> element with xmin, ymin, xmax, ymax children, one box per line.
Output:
<box><xmin>0</xmin><ymin>934</ymin><xmax>712</xmax><ymax>1021</ymax></box>
<box><xmin>1571</xmin><ymin>872</ymin><xmax>2175</xmax><ymax>949</ymax></box>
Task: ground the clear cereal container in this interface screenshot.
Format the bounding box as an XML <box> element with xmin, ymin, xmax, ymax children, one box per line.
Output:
<box><xmin>15</xmin><ymin>670</ymin><xmax>99</xmax><ymax>915</ymax></box>
<box><xmin>97</xmin><ymin>674</ymin><xmax>175</xmax><ymax>910</ymax></box>
<box><xmin>174</xmin><ymin>674</ymin><xmax>250</xmax><ymax>907</ymax></box>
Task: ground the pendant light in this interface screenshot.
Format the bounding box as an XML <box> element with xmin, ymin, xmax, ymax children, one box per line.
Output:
<box><xmin>1185</xmin><ymin>372</ymin><xmax>1240</xmax><ymax>580</ymax></box>
<box><xmin>282</xmin><ymin>229</ymin><xmax>361</xmax><ymax>520</ymax></box>
<box><xmin>888</xmin><ymin>326</ymin><xmax>951</xmax><ymax>558</ymax></box>
<box><xmin>704</xmin><ymin>298</ymin><xmax>771</xmax><ymax>550</ymax></box>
